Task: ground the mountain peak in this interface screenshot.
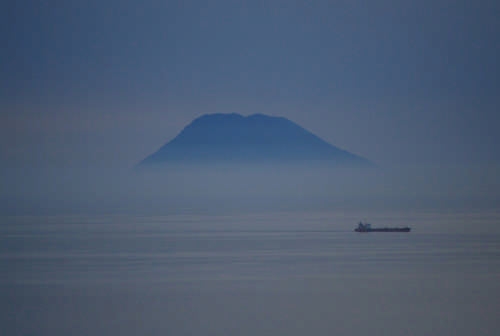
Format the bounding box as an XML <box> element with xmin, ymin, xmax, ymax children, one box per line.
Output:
<box><xmin>139</xmin><ymin>113</ymin><xmax>372</xmax><ymax>166</ymax></box>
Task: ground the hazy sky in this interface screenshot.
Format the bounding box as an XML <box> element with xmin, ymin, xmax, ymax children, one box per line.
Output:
<box><xmin>2</xmin><ymin>0</ymin><xmax>499</xmax><ymax>169</ymax></box>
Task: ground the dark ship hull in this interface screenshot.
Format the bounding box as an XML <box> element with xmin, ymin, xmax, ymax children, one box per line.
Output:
<box><xmin>355</xmin><ymin>221</ymin><xmax>411</xmax><ymax>232</ymax></box>
<box><xmin>355</xmin><ymin>227</ymin><xmax>411</xmax><ymax>232</ymax></box>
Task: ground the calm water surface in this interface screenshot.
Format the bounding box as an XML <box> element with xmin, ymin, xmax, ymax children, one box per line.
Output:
<box><xmin>1</xmin><ymin>214</ymin><xmax>499</xmax><ymax>335</ymax></box>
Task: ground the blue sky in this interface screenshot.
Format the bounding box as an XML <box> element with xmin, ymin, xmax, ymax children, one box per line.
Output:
<box><xmin>1</xmin><ymin>0</ymin><xmax>499</xmax><ymax>169</ymax></box>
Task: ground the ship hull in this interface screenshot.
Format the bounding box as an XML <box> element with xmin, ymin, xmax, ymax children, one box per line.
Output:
<box><xmin>355</xmin><ymin>228</ymin><xmax>411</xmax><ymax>232</ymax></box>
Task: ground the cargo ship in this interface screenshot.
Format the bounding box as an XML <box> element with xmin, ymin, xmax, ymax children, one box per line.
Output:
<box><xmin>355</xmin><ymin>221</ymin><xmax>411</xmax><ymax>232</ymax></box>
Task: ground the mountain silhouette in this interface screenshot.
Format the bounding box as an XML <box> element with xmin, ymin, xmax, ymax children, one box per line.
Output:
<box><xmin>139</xmin><ymin>113</ymin><xmax>372</xmax><ymax>166</ymax></box>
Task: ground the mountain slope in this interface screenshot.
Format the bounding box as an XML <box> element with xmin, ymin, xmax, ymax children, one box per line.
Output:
<box><xmin>139</xmin><ymin>113</ymin><xmax>372</xmax><ymax>166</ymax></box>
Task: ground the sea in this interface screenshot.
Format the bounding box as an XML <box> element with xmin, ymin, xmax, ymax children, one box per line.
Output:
<box><xmin>1</xmin><ymin>211</ymin><xmax>499</xmax><ymax>336</ymax></box>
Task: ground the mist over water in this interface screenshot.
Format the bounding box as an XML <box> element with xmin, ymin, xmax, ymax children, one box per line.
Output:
<box><xmin>1</xmin><ymin>163</ymin><xmax>500</xmax><ymax>335</ymax></box>
<box><xmin>3</xmin><ymin>163</ymin><xmax>499</xmax><ymax>231</ymax></box>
